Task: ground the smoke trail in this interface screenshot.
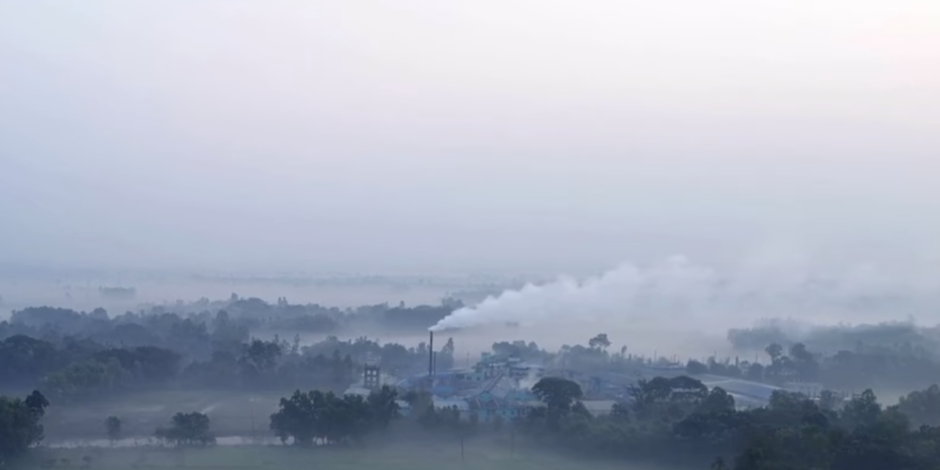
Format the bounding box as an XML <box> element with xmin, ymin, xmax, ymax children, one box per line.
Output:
<box><xmin>429</xmin><ymin>256</ymin><xmax>940</xmax><ymax>332</ymax></box>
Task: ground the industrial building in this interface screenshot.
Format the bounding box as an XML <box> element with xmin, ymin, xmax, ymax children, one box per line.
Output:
<box><xmin>345</xmin><ymin>332</ymin><xmax>819</xmax><ymax>422</ymax></box>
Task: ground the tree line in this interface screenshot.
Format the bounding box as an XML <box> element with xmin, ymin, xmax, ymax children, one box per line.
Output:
<box><xmin>727</xmin><ymin>321</ymin><xmax>940</xmax><ymax>391</ymax></box>
<box><xmin>8</xmin><ymin>374</ymin><xmax>940</xmax><ymax>470</ymax></box>
<box><xmin>4</xmin><ymin>294</ymin><xmax>461</xmax><ymax>343</ymax></box>
<box><xmin>520</xmin><ymin>375</ymin><xmax>940</xmax><ymax>470</ymax></box>
<box><xmin>0</xmin><ymin>333</ymin><xmax>453</xmax><ymax>405</ymax></box>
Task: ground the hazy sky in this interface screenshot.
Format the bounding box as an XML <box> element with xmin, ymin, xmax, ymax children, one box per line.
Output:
<box><xmin>1</xmin><ymin>0</ymin><xmax>938</xmax><ymax>275</ymax></box>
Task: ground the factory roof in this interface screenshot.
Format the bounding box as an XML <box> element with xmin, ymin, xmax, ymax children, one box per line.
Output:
<box><xmin>698</xmin><ymin>377</ymin><xmax>781</xmax><ymax>401</ymax></box>
<box><xmin>433</xmin><ymin>396</ymin><xmax>471</xmax><ymax>412</ymax></box>
<box><xmin>344</xmin><ymin>386</ymin><xmax>372</xmax><ymax>397</ymax></box>
<box><xmin>581</xmin><ymin>400</ymin><xmax>618</xmax><ymax>416</ymax></box>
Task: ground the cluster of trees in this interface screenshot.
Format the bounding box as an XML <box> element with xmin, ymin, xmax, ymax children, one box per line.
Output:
<box><xmin>1</xmin><ymin>296</ymin><xmax>463</xmax><ymax>352</ymax></box>
<box><xmin>490</xmin><ymin>334</ymin><xmax>667</xmax><ymax>376</ymax></box>
<box><xmin>687</xmin><ymin>337</ymin><xmax>940</xmax><ymax>393</ymax></box>
<box><xmin>3</xmin><ymin>307</ymin><xmax>246</xmax><ymax>360</ymax></box>
<box><xmin>1</xmin><ymin>305</ymin><xmax>459</xmax><ymax>402</ymax></box>
<box><xmin>686</xmin><ymin>342</ymin><xmax>819</xmax><ymax>384</ymax></box>
<box><xmin>5</xmin><ymin>294</ymin><xmax>464</xmax><ymax>338</ymax></box>
<box><xmin>181</xmin><ymin>339</ymin><xmax>358</xmax><ymax>391</ymax></box>
<box><xmin>726</xmin><ymin>322</ymin><xmax>940</xmax><ymax>390</ymax></box>
<box><xmin>727</xmin><ymin>321</ymin><xmax>940</xmax><ymax>356</ymax></box>
<box><xmin>98</xmin><ymin>412</ymin><xmax>215</xmax><ymax>448</ymax></box>
<box><xmin>0</xmin><ymin>391</ymin><xmax>48</xmax><ymax>467</ymax></box>
<box><xmin>521</xmin><ymin>375</ymin><xmax>940</xmax><ymax>470</ymax></box>
<box><xmin>253</xmin><ymin>369</ymin><xmax>940</xmax><ymax>470</ymax></box>
<box><xmin>11</xmin><ymin>367</ymin><xmax>940</xmax><ymax>470</ymax></box>
<box><xmin>269</xmin><ymin>386</ymin><xmax>400</xmax><ymax>445</ymax></box>
<box><xmin>0</xmin><ymin>333</ymin><xmax>375</xmax><ymax>400</ymax></box>
<box><xmin>154</xmin><ymin>412</ymin><xmax>215</xmax><ymax>447</ymax></box>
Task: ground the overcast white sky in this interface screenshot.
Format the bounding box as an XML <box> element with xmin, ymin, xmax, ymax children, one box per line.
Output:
<box><xmin>1</xmin><ymin>0</ymin><xmax>938</xmax><ymax>275</ymax></box>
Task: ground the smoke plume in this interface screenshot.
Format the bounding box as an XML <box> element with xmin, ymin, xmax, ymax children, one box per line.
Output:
<box><xmin>430</xmin><ymin>256</ymin><xmax>940</xmax><ymax>332</ymax></box>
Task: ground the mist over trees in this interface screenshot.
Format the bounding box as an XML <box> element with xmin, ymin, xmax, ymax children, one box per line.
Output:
<box><xmin>7</xmin><ymin>295</ymin><xmax>940</xmax><ymax>469</ymax></box>
<box><xmin>154</xmin><ymin>412</ymin><xmax>215</xmax><ymax>447</ymax></box>
<box><xmin>0</xmin><ymin>299</ymin><xmax>462</xmax><ymax>402</ymax></box>
<box><xmin>727</xmin><ymin>321</ymin><xmax>940</xmax><ymax>391</ymax></box>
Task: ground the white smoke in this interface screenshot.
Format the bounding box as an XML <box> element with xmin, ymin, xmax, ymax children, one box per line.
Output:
<box><xmin>430</xmin><ymin>256</ymin><xmax>940</xmax><ymax>332</ymax></box>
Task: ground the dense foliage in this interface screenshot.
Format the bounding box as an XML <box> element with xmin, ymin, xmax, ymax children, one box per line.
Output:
<box><xmin>269</xmin><ymin>386</ymin><xmax>400</xmax><ymax>445</ymax></box>
<box><xmin>518</xmin><ymin>376</ymin><xmax>940</xmax><ymax>470</ymax></box>
<box><xmin>154</xmin><ymin>412</ymin><xmax>215</xmax><ymax>447</ymax></box>
<box><xmin>0</xmin><ymin>304</ymin><xmax>457</xmax><ymax>401</ymax></box>
<box><xmin>0</xmin><ymin>391</ymin><xmax>48</xmax><ymax>467</ymax></box>
<box><xmin>727</xmin><ymin>321</ymin><xmax>940</xmax><ymax>391</ymax></box>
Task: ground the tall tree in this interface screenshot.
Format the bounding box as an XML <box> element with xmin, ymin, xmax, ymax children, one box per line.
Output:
<box><xmin>105</xmin><ymin>416</ymin><xmax>122</xmax><ymax>443</ymax></box>
<box><xmin>532</xmin><ymin>377</ymin><xmax>583</xmax><ymax>411</ymax></box>
<box><xmin>0</xmin><ymin>391</ymin><xmax>48</xmax><ymax>465</ymax></box>
<box><xmin>588</xmin><ymin>333</ymin><xmax>611</xmax><ymax>350</ymax></box>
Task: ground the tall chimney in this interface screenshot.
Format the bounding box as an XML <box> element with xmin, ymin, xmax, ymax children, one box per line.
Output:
<box><xmin>428</xmin><ymin>330</ymin><xmax>434</xmax><ymax>379</ymax></box>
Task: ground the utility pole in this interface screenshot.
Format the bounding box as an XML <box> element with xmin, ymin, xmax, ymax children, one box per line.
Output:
<box><xmin>460</xmin><ymin>434</ymin><xmax>465</xmax><ymax>463</ymax></box>
<box><xmin>510</xmin><ymin>426</ymin><xmax>515</xmax><ymax>457</ymax></box>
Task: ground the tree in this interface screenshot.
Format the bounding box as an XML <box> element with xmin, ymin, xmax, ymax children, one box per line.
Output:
<box><xmin>686</xmin><ymin>360</ymin><xmax>708</xmax><ymax>375</ymax></box>
<box><xmin>588</xmin><ymin>333</ymin><xmax>611</xmax><ymax>350</ymax></box>
<box><xmin>155</xmin><ymin>412</ymin><xmax>215</xmax><ymax>446</ymax></box>
<box><xmin>788</xmin><ymin>343</ymin><xmax>819</xmax><ymax>381</ymax></box>
<box><xmin>610</xmin><ymin>402</ymin><xmax>631</xmax><ymax>422</ymax></box>
<box><xmin>843</xmin><ymin>390</ymin><xmax>881</xmax><ymax>429</ymax></box>
<box><xmin>368</xmin><ymin>386</ymin><xmax>400</xmax><ymax>429</ymax></box>
<box><xmin>442</xmin><ymin>337</ymin><xmax>455</xmax><ymax>355</ymax></box>
<box><xmin>699</xmin><ymin>387</ymin><xmax>736</xmax><ymax>415</ymax></box>
<box><xmin>532</xmin><ymin>377</ymin><xmax>583</xmax><ymax>411</ymax></box>
<box><xmin>532</xmin><ymin>377</ymin><xmax>584</xmax><ymax>431</ymax></box>
<box><xmin>819</xmin><ymin>390</ymin><xmax>840</xmax><ymax>412</ymax></box>
<box><xmin>41</xmin><ymin>357</ymin><xmax>127</xmax><ymax>401</ymax></box>
<box><xmin>897</xmin><ymin>384</ymin><xmax>940</xmax><ymax>427</ymax></box>
<box><xmin>0</xmin><ymin>391</ymin><xmax>48</xmax><ymax>465</ymax></box>
<box><xmin>765</xmin><ymin>343</ymin><xmax>783</xmax><ymax>363</ymax></box>
<box><xmin>105</xmin><ymin>416</ymin><xmax>122</xmax><ymax>443</ymax></box>
<box><xmin>270</xmin><ymin>390</ymin><xmax>319</xmax><ymax>445</ymax></box>
<box><xmin>439</xmin><ymin>338</ymin><xmax>456</xmax><ymax>369</ymax></box>
<box><xmin>631</xmin><ymin>376</ymin><xmax>709</xmax><ymax>410</ymax></box>
<box><xmin>270</xmin><ymin>387</ymin><xmax>398</xmax><ymax>446</ymax></box>
<box><xmin>239</xmin><ymin>339</ymin><xmax>282</xmax><ymax>378</ymax></box>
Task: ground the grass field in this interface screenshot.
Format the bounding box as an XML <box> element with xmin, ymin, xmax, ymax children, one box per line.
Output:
<box><xmin>15</xmin><ymin>444</ymin><xmax>657</xmax><ymax>470</ymax></box>
<box><xmin>43</xmin><ymin>390</ymin><xmax>287</xmax><ymax>441</ymax></box>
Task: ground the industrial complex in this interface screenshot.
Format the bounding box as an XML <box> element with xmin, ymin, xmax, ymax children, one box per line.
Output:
<box><xmin>344</xmin><ymin>332</ymin><xmax>824</xmax><ymax>422</ymax></box>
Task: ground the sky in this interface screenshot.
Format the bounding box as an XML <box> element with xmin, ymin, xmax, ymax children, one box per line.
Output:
<box><xmin>1</xmin><ymin>0</ymin><xmax>939</xmax><ymax>276</ymax></box>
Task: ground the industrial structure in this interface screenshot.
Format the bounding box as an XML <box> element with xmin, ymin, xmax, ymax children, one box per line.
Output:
<box><xmin>345</xmin><ymin>331</ymin><xmax>829</xmax><ymax>423</ymax></box>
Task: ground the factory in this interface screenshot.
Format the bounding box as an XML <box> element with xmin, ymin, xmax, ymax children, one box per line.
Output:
<box><xmin>347</xmin><ymin>331</ymin><xmax>814</xmax><ymax>422</ymax></box>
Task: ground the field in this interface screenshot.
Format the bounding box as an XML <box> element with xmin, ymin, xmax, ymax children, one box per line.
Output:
<box><xmin>42</xmin><ymin>390</ymin><xmax>287</xmax><ymax>441</ymax></box>
<box><xmin>34</xmin><ymin>392</ymin><xmax>669</xmax><ymax>470</ymax></box>
<box><xmin>15</xmin><ymin>444</ymin><xmax>654</xmax><ymax>470</ymax></box>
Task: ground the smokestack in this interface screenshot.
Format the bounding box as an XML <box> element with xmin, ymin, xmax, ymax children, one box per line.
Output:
<box><xmin>428</xmin><ymin>330</ymin><xmax>434</xmax><ymax>379</ymax></box>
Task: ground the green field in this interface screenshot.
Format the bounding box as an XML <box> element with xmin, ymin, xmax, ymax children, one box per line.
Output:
<box><xmin>15</xmin><ymin>444</ymin><xmax>655</xmax><ymax>470</ymax></box>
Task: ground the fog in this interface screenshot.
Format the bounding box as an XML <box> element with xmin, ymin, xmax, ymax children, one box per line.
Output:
<box><xmin>6</xmin><ymin>3</ymin><xmax>940</xmax><ymax>469</ymax></box>
<box><xmin>2</xmin><ymin>0</ymin><xmax>939</xmax><ymax>276</ymax></box>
